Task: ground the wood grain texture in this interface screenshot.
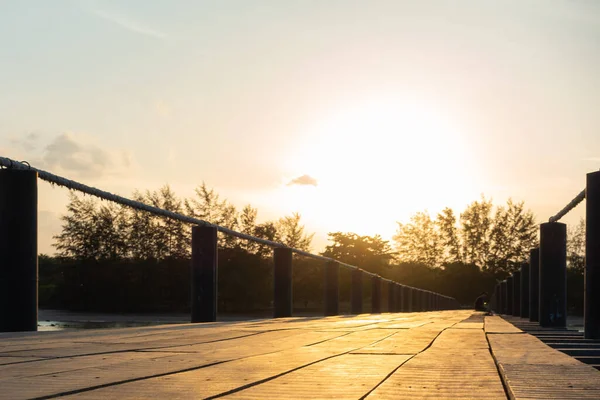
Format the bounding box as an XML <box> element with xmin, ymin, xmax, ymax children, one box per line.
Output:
<box><xmin>1</xmin><ymin>311</ymin><xmax>597</xmax><ymax>399</ymax></box>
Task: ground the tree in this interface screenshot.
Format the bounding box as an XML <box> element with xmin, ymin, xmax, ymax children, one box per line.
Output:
<box><xmin>147</xmin><ymin>185</ymin><xmax>190</xmax><ymax>259</ymax></box>
<box><xmin>459</xmin><ymin>196</ymin><xmax>493</xmax><ymax>268</ymax></box>
<box><xmin>253</xmin><ymin>221</ymin><xmax>279</xmax><ymax>258</ymax></box>
<box><xmin>322</xmin><ymin>232</ymin><xmax>395</xmax><ymax>274</ymax></box>
<box><xmin>185</xmin><ymin>182</ymin><xmax>238</xmax><ymax>247</ymax></box>
<box><xmin>93</xmin><ymin>203</ymin><xmax>129</xmax><ymax>260</ymax></box>
<box><xmin>436</xmin><ymin>208</ymin><xmax>461</xmax><ymax>264</ymax></box>
<box><xmin>54</xmin><ymin>193</ymin><xmax>100</xmax><ymax>260</ymax></box>
<box><xmin>486</xmin><ymin>199</ymin><xmax>537</xmax><ymax>275</ymax></box>
<box><xmin>394</xmin><ymin>211</ymin><xmax>444</xmax><ymax>267</ymax></box>
<box><xmin>567</xmin><ymin>218</ymin><xmax>585</xmax><ymax>274</ymax></box>
<box><xmin>276</xmin><ymin>212</ymin><xmax>313</xmax><ymax>251</ymax></box>
<box><xmin>129</xmin><ymin>190</ymin><xmax>161</xmax><ymax>260</ymax></box>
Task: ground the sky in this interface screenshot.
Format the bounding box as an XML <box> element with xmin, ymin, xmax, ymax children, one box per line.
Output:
<box><xmin>1</xmin><ymin>0</ymin><xmax>599</xmax><ymax>254</ymax></box>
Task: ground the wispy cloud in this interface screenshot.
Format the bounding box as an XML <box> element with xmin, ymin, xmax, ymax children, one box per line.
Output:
<box><xmin>287</xmin><ymin>174</ymin><xmax>318</xmax><ymax>187</ymax></box>
<box><xmin>92</xmin><ymin>8</ymin><xmax>166</xmax><ymax>39</ymax></box>
<box><xmin>583</xmin><ymin>157</ymin><xmax>600</xmax><ymax>162</ymax></box>
<box><xmin>8</xmin><ymin>132</ymin><xmax>134</xmax><ymax>180</ymax></box>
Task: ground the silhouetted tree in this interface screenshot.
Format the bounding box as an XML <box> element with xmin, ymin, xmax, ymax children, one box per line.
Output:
<box><xmin>276</xmin><ymin>212</ymin><xmax>313</xmax><ymax>251</ymax></box>
<box><xmin>185</xmin><ymin>182</ymin><xmax>238</xmax><ymax>248</ymax></box>
<box><xmin>322</xmin><ymin>232</ymin><xmax>395</xmax><ymax>275</ymax></box>
<box><xmin>394</xmin><ymin>211</ymin><xmax>444</xmax><ymax>267</ymax></box>
<box><xmin>460</xmin><ymin>196</ymin><xmax>493</xmax><ymax>268</ymax></box>
<box><xmin>567</xmin><ymin>218</ymin><xmax>585</xmax><ymax>274</ymax></box>
<box><xmin>436</xmin><ymin>208</ymin><xmax>461</xmax><ymax>264</ymax></box>
<box><xmin>486</xmin><ymin>199</ymin><xmax>537</xmax><ymax>275</ymax></box>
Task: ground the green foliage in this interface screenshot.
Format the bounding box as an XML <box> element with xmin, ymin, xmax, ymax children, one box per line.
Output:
<box><xmin>49</xmin><ymin>185</ymin><xmax>548</xmax><ymax>312</ymax></box>
<box><xmin>53</xmin><ymin>183</ymin><xmax>314</xmax><ymax>261</ymax></box>
<box><xmin>393</xmin><ymin>197</ymin><xmax>538</xmax><ymax>276</ymax></box>
<box><xmin>322</xmin><ymin>232</ymin><xmax>395</xmax><ymax>275</ymax></box>
<box><xmin>393</xmin><ymin>212</ymin><xmax>443</xmax><ymax>267</ymax></box>
<box><xmin>276</xmin><ymin>212</ymin><xmax>314</xmax><ymax>251</ymax></box>
<box><xmin>567</xmin><ymin>218</ymin><xmax>585</xmax><ymax>274</ymax></box>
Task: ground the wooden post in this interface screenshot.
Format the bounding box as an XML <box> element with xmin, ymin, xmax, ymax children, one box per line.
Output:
<box><xmin>0</xmin><ymin>169</ymin><xmax>38</xmax><ymax>332</ymax></box>
<box><xmin>493</xmin><ymin>284</ymin><xmax>499</xmax><ymax>313</ymax></box>
<box><xmin>388</xmin><ymin>281</ymin><xmax>395</xmax><ymax>312</ymax></box>
<box><xmin>395</xmin><ymin>284</ymin><xmax>402</xmax><ymax>312</ymax></box>
<box><xmin>500</xmin><ymin>280</ymin><xmax>507</xmax><ymax>314</ymax></box>
<box><xmin>513</xmin><ymin>270</ymin><xmax>521</xmax><ymax>317</ymax></box>
<box><xmin>273</xmin><ymin>248</ymin><xmax>293</xmax><ymax>318</ymax></box>
<box><xmin>324</xmin><ymin>261</ymin><xmax>339</xmax><ymax>316</ymax></box>
<box><xmin>371</xmin><ymin>275</ymin><xmax>381</xmax><ymax>313</ymax></box>
<box><xmin>403</xmin><ymin>286</ymin><xmax>412</xmax><ymax>312</ymax></box>
<box><xmin>191</xmin><ymin>225</ymin><xmax>218</xmax><ymax>323</ymax></box>
<box><xmin>351</xmin><ymin>268</ymin><xmax>363</xmax><ymax>315</ymax></box>
<box><xmin>520</xmin><ymin>263</ymin><xmax>530</xmax><ymax>318</ymax></box>
<box><xmin>586</xmin><ymin>171</ymin><xmax>600</xmax><ymax>339</ymax></box>
<box><xmin>506</xmin><ymin>276</ymin><xmax>514</xmax><ymax>315</ymax></box>
<box><xmin>529</xmin><ymin>248</ymin><xmax>540</xmax><ymax>322</ymax></box>
<box><xmin>413</xmin><ymin>289</ymin><xmax>421</xmax><ymax>312</ymax></box>
<box><xmin>539</xmin><ymin>222</ymin><xmax>567</xmax><ymax>328</ymax></box>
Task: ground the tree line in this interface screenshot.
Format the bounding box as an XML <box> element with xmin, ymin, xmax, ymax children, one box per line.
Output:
<box><xmin>53</xmin><ymin>183</ymin><xmax>313</xmax><ymax>261</ymax></box>
<box><xmin>42</xmin><ymin>183</ymin><xmax>586</xmax><ymax>313</ymax></box>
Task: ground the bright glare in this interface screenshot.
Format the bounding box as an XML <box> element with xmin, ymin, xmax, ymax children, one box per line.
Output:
<box><xmin>279</xmin><ymin>97</ymin><xmax>480</xmax><ymax>238</ymax></box>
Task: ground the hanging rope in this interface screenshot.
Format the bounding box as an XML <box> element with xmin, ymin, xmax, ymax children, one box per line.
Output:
<box><xmin>0</xmin><ymin>156</ymin><xmax>378</xmax><ymax>276</ymax></box>
<box><xmin>548</xmin><ymin>189</ymin><xmax>586</xmax><ymax>223</ymax></box>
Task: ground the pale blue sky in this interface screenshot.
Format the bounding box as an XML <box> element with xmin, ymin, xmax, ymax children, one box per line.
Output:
<box><xmin>1</xmin><ymin>0</ymin><xmax>599</xmax><ymax>253</ymax></box>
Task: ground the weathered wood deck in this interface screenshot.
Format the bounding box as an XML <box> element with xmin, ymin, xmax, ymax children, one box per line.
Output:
<box><xmin>1</xmin><ymin>310</ymin><xmax>599</xmax><ymax>399</ymax></box>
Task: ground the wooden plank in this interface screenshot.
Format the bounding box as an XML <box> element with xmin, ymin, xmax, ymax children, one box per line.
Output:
<box><xmin>365</xmin><ymin>328</ymin><xmax>506</xmax><ymax>399</ymax></box>
<box><xmin>487</xmin><ymin>330</ymin><xmax>600</xmax><ymax>399</ymax></box>
<box><xmin>0</xmin><ymin>330</ymin><xmax>347</xmax><ymax>399</ymax></box>
<box><xmin>226</xmin><ymin>354</ymin><xmax>411</xmax><ymax>399</ymax></box>
<box><xmin>55</xmin><ymin>329</ymin><xmax>406</xmax><ymax>399</ymax></box>
<box><xmin>365</xmin><ymin>349</ymin><xmax>505</xmax><ymax>399</ymax></box>
<box><xmin>8</xmin><ymin>310</ymin><xmax>587</xmax><ymax>400</ymax></box>
<box><xmin>485</xmin><ymin>316</ymin><xmax>523</xmax><ymax>333</ymax></box>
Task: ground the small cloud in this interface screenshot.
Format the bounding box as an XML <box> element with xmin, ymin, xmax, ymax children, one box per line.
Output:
<box><xmin>287</xmin><ymin>174</ymin><xmax>318</xmax><ymax>187</ymax></box>
<box><xmin>91</xmin><ymin>8</ymin><xmax>166</xmax><ymax>39</ymax></box>
<box><xmin>38</xmin><ymin>133</ymin><xmax>131</xmax><ymax>179</ymax></box>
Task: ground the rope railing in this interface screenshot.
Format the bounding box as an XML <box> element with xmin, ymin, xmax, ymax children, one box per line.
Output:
<box><xmin>548</xmin><ymin>189</ymin><xmax>586</xmax><ymax>223</ymax></box>
<box><xmin>0</xmin><ymin>155</ymin><xmax>420</xmax><ymax>284</ymax></box>
<box><xmin>0</xmin><ymin>155</ymin><xmax>460</xmax><ymax>330</ymax></box>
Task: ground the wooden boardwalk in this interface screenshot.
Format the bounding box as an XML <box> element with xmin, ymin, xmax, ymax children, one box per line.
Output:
<box><xmin>1</xmin><ymin>310</ymin><xmax>600</xmax><ymax>399</ymax></box>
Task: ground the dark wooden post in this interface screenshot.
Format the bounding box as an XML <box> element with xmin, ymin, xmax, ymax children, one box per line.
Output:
<box><xmin>273</xmin><ymin>247</ymin><xmax>293</xmax><ymax>318</ymax></box>
<box><xmin>395</xmin><ymin>284</ymin><xmax>402</xmax><ymax>312</ymax></box>
<box><xmin>512</xmin><ymin>270</ymin><xmax>521</xmax><ymax>317</ymax></box>
<box><xmin>324</xmin><ymin>261</ymin><xmax>339</xmax><ymax>316</ymax></box>
<box><xmin>539</xmin><ymin>222</ymin><xmax>567</xmax><ymax>328</ymax></box>
<box><xmin>520</xmin><ymin>263</ymin><xmax>530</xmax><ymax>318</ymax></box>
<box><xmin>388</xmin><ymin>281</ymin><xmax>395</xmax><ymax>312</ymax></box>
<box><xmin>413</xmin><ymin>289</ymin><xmax>421</xmax><ymax>311</ymax></box>
<box><xmin>529</xmin><ymin>248</ymin><xmax>540</xmax><ymax>322</ymax></box>
<box><xmin>586</xmin><ymin>171</ymin><xmax>600</xmax><ymax>339</ymax></box>
<box><xmin>371</xmin><ymin>275</ymin><xmax>382</xmax><ymax>313</ymax></box>
<box><xmin>0</xmin><ymin>169</ymin><xmax>38</xmax><ymax>332</ymax></box>
<box><xmin>500</xmin><ymin>280</ymin><xmax>507</xmax><ymax>314</ymax></box>
<box><xmin>404</xmin><ymin>286</ymin><xmax>412</xmax><ymax>312</ymax></box>
<box><xmin>492</xmin><ymin>284</ymin><xmax>499</xmax><ymax>313</ymax></box>
<box><xmin>506</xmin><ymin>276</ymin><xmax>514</xmax><ymax>315</ymax></box>
<box><xmin>351</xmin><ymin>268</ymin><xmax>363</xmax><ymax>315</ymax></box>
<box><xmin>191</xmin><ymin>225</ymin><xmax>218</xmax><ymax>323</ymax></box>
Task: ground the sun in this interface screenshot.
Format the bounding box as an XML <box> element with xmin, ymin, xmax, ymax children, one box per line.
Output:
<box><xmin>282</xmin><ymin>97</ymin><xmax>479</xmax><ymax>239</ymax></box>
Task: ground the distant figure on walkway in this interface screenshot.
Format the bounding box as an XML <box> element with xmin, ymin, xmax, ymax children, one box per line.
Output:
<box><xmin>474</xmin><ymin>292</ymin><xmax>489</xmax><ymax>311</ymax></box>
